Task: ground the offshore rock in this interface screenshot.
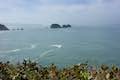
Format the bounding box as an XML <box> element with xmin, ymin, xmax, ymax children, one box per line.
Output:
<box><xmin>0</xmin><ymin>24</ymin><xmax>9</xmax><ymax>31</ymax></box>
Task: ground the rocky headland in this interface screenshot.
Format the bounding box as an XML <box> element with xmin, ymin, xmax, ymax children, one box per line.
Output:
<box><xmin>0</xmin><ymin>24</ymin><xmax>9</xmax><ymax>31</ymax></box>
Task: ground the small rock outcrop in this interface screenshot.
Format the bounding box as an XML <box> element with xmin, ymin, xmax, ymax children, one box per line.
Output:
<box><xmin>50</xmin><ymin>24</ymin><xmax>61</xmax><ymax>28</ymax></box>
<box><xmin>0</xmin><ymin>24</ymin><xmax>9</xmax><ymax>31</ymax></box>
<box><xmin>12</xmin><ymin>28</ymin><xmax>24</xmax><ymax>31</ymax></box>
<box><xmin>50</xmin><ymin>24</ymin><xmax>71</xmax><ymax>29</ymax></box>
<box><xmin>62</xmin><ymin>24</ymin><xmax>71</xmax><ymax>28</ymax></box>
<box><xmin>21</xmin><ymin>28</ymin><xmax>24</xmax><ymax>30</ymax></box>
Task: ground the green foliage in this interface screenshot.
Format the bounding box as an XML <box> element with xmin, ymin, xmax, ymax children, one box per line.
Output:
<box><xmin>0</xmin><ymin>60</ymin><xmax>120</xmax><ymax>80</ymax></box>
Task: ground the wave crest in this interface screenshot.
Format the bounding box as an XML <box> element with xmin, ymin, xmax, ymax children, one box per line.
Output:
<box><xmin>0</xmin><ymin>44</ymin><xmax>37</xmax><ymax>54</ymax></box>
<box><xmin>51</xmin><ymin>44</ymin><xmax>62</xmax><ymax>48</ymax></box>
<box><xmin>0</xmin><ymin>49</ymin><xmax>21</xmax><ymax>53</ymax></box>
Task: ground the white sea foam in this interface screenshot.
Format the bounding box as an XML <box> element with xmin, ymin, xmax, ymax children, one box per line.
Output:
<box><xmin>11</xmin><ymin>49</ymin><xmax>21</xmax><ymax>52</ymax></box>
<box><xmin>0</xmin><ymin>44</ymin><xmax>37</xmax><ymax>54</ymax></box>
<box><xmin>35</xmin><ymin>49</ymin><xmax>54</xmax><ymax>61</ymax></box>
<box><xmin>0</xmin><ymin>49</ymin><xmax>21</xmax><ymax>53</ymax></box>
<box><xmin>40</xmin><ymin>49</ymin><xmax>54</xmax><ymax>58</ymax></box>
<box><xmin>23</xmin><ymin>44</ymin><xmax>37</xmax><ymax>50</ymax></box>
<box><xmin>51</xmin><ymin>44</ymin><xmax>62</xmax><ymax>48</ymax></box>
<box><xmin>30</xmin><ymin>44</ymin><xmax>37</xmax><ymax>49</ymax></box>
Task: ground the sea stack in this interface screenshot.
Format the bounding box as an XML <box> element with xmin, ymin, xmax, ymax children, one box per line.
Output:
<box><xmin>50</xmin><ymin>24</ymin><xmax>61</xmax><ymax>28</ymax></box>
<box><xmin>50</xmin><ymin>24</ymin><xmax>71</xmax><ymax>29</ymax></box>
<box><xmin>62</xmin><ymin>24</ymin><xmax>71</xmax><ymax>28</ymax></box>
<box><xmin>0</xmin><ymin>24</ymin><xmax>9</xmax><ymax>31</ymax></box>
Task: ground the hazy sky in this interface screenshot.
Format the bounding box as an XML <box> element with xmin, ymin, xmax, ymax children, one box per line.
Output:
<box><xmin>0</xmin><ymin>0</ymin><xmax>120</xmax><ymax>26</ymax></box>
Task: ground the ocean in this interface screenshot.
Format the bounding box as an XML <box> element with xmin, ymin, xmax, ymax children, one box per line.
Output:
<box><xmin>0</xmin><ymin>25</ymin><xmax>120</xmax><ymax>67</ymax></box>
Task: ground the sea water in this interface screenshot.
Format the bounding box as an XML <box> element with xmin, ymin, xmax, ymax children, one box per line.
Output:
<box><xmin>0</xmin><ymin>25</ymin><xmax>120</xmax><ymax>67</ymax></box>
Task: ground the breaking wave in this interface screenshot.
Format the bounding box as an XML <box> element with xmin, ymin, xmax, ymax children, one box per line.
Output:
<box><xmin>34</xmin><ymin>49</ymin><xmax>54</xmax><ymax>61</ymax></box>
<box><xmin>0</xmin><ymin>49</ymin><xmax>21</xmax><ymax>53</ymax></box>
<box><xmin>0</xmin><ymin>44</ymin><xmax>37</xmax><ymax>54</ymax></box>
<box><xmin>34</xmin><ymin>44</ymin><xmax>63</xmax><ymax>61</ymax></box>
<box><xmin>25</xmin><ymin>44</ymin><xmax>37</xmax><ymax>49</ymax></box>
<box><xmin>39</xmin><ymin>49</ymin><xmax>54</xmax><ymax>58</ymax></box>
<box><xmin>51</xmin><ymin>44</ymin><xmax>62</xmax><ymax>48</ymax></box>
<box><xmin>11</xmin><ymin>49</ymin><xmax>21</xmax><ymax>52</ymax></box>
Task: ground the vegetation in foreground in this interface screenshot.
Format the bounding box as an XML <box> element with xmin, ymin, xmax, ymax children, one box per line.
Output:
<box><xmin>0</xmin><ymin>60</ymin><xmax>120</xmax><ymax>80</ymax></box>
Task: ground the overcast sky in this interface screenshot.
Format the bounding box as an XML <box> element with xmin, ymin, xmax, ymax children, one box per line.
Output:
<box><xmin>0</xmin><ymin>0</ymin><xmax>120</xmax><ymax>26</ymax></box>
